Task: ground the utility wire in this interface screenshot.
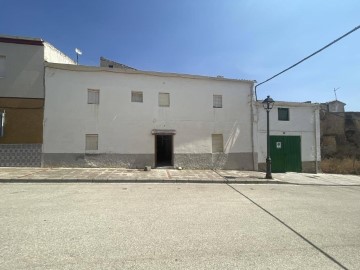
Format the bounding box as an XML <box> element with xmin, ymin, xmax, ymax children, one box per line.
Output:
<box><xmin>255</xmin><ymin>24</ymin><xmax>360</xmax><ymax>100</ymax></box>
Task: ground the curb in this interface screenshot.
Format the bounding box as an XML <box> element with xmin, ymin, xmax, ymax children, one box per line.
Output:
<box><xmin>0</xmin><ymin>179</ymin><xmax>286</xmax><ymax>184</ymax></box>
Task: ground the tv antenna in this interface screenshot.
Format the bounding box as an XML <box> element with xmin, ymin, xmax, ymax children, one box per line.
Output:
<box><xmin>333</xmin><ymin>87</ymin><xmax>340</xmax><ymax>100</ymax></box>
<box><xmin>75</xmin><ymin>48</ymin><xmax>82</xmax><ymax>65</ymax></box>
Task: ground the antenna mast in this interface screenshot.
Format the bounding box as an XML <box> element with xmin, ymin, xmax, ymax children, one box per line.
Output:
<box><xmin>75</xmin><ymin>48</ymin><xmax>82</xmax><ymax>65</ymax></box>
<box><xmin>333</xmin><ymin>87</ymin><xmax>340</xmax><ymax>100</ymax></box>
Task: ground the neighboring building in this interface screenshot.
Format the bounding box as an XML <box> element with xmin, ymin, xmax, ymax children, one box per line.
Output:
<box><xmin>43</xmin><ymin>63</ymin><xmax>257</xmax><ymax>170</ymax></box>
<box><xmin>100</xmin><ymin>56</ymin><xmax>136</xmax><ymax>70</ymax></box>
<box><xmin>320</xmin><ymin>99</ymin><xmax>360</xmax><ymax>158</ymax></box>
<box><xmin>255</xmin><ymin>101</ymin><xmax>321</xmax><ymax>173</ymax></box>
<box><xmin>0</xmin><ymin>35</ymin><xmax>75</xmax><ymax>167</ymax></box>
<box><xmin>321</xmin><ymin>100</ymin><xmax>346</xmax><ymax>113</ymax></box>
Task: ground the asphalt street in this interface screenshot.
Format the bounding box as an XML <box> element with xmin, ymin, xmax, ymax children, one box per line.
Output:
<box><xmin>0</xmin><ymin>183</ymin><xmax>359</xmax><ymax>269</ymax></box>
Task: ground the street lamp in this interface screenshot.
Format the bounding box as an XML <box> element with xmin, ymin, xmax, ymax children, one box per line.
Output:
<box><xmin>262</xmin><ymin>95</ymin><xmax>275</xmax><ymax>179</ymax></box>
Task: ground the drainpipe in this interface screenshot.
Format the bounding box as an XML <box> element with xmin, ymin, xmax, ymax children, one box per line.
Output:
<box><xmin>255</xmin><ymin>84</ymin><xmax>258</xmax><ymax>101</ymax></box>
<box><xmin>250</xmin><ymin>83</ymin><xmax>258</xmax><ymax>170</ymax></box>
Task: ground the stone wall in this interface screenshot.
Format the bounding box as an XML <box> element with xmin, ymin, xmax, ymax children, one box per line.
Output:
<box><xmin>320</xmin><ymin>111</ymin><xmax>360</xmax><ymax>158</ymax></box>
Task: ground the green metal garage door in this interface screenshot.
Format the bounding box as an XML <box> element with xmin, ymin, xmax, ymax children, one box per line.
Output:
<box><xmin>270</xmin><ymin>136</ymin><xmax>302</xmax><ymax>173</ymax></box>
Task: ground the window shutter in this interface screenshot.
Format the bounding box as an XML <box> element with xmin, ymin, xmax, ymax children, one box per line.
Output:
<box><xmin>0</xmin><ymin>56</ymin><xmax>5</xmax><ymax>77</ymax></box>
<box><xmin>212</xmin><ymin>134</ymin><xmax>224</xmax><ymax>153</ymax></box>
<box><xmin>86</xmin><ymin>134</ymin><xmax>98</xmax><ymax>150</ymax></box>
<box><xmin>159</xmin><ymin>93</ymin><xmax>170</xmax><ymax>107</ymax></box>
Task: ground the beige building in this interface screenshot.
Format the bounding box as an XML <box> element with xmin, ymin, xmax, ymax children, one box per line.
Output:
<box><xmin>0</xmin><ymin>35</ymin><xmax>74</xmax><ymax>166</ymax></box>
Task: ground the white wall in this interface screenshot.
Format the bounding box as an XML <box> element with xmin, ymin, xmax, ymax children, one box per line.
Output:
<box><xmin>256</xmin><ymin>102</ymin><xmax>321</xmax><ymax>163</ymax></box>
<box><xmin>44</xmin><ymin>43</ymin><xmax>75</xmax><ymax>65</ymax></box>
<box><xmin>0</xmin><ymin>42</ymin><xmax>44</xmax><ymax>98</ymax></box>
<box><xmin>44</xmin><ymin>66</ymin><xmax>254</xmax><ymax>155</ymax></box>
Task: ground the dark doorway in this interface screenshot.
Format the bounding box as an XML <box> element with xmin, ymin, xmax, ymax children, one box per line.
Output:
<box><xmin>155</xmin><ymin>135</ymin><xmax>173</xmax><ymax>167</ymax></box>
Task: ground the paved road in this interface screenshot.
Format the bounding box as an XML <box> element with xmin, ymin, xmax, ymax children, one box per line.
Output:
<box><xmin>0</xmin><ymin>183</ymin><xmax>359</xmax><ymax>269</ymax></box>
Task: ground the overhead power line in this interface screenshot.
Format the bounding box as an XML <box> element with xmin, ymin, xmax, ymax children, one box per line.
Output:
<box><xmin>255</xmin><ymin>24</ymin><xmax>360</xmax><ymax>100</ymax></box>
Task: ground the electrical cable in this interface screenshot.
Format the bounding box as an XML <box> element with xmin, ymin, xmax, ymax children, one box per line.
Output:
<box><xmin>255</xmin><ymin>24</ymin><xmax>360</xmax><ymax>100</ymax></box>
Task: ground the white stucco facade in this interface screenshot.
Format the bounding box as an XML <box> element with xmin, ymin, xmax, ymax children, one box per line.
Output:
<box><xmin>43</xmin><ymin>63</ymin><xmax>320</xmax><ymax>172</ymax></box>
<box><xmin>256</xmin><ymin>101</ymin><xmax>321</xmax><ymax>172</ymax></box>
<box><xmin>43</xmin><ymin>63</ymin><xmax>256</xmax><ymax>169</ymax></box>
<box><xmin>44</xmin><ymin>42</ymin><xmax>75</xmax><ymax>65</ymax></box>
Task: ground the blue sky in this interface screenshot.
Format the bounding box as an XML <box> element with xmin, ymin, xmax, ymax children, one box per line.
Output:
<box><xmin>1</xmin><ymin>0</ymin><xmax>360</xmax><ymax>110</ymax></box>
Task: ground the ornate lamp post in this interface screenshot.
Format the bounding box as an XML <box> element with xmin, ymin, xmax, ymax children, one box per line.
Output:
<box><xmin>262</xmin><ymin>95</ymin><xmax>275</xmax><ymax>179</ymax></box>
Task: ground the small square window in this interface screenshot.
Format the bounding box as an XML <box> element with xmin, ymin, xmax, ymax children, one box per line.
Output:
<box><xmin>131</xmin><ymin>91</ymin><xmax>143</xmax><ymax>103</ymax></box>
<box><xmin>213</xmin><ymin>95</ymin><xmax>222</xmax><ymax>108</ymax></box>
<box><xmin>88</xmin><ymin>89</ymin><xmax>100</xmax><ymax>104</ymax></box>
<box><xmin>86</xmin><ymin>134</ymin><xmax>98</xmax><ymax>150</ymax></box>
<box><xmin>0</xmin><ymin>56</ymin><xmax>5</xmax><ymax>78</ymax></box>
<box><xmin>159</xmin><ymin>93</ymin><xmax>170</xmax><ymax>107</ymax></box>
<box><xmin>212</xmin><ymin>134</ymin><xmax>224</xmax><ymax>153</ymax></box>
<box><xmin>108</xmin><ymin>65</ymin><xmax>113</xmax><ymax>68</ymax></box>
<box><xmin>278</xmin><ymin>108</ymin><xmax>289</xmax><ymax>121</ymax></box>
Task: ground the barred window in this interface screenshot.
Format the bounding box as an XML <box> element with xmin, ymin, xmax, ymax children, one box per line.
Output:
<box><xmin>213</xmin><ymin>95</ymin><xmax>222</xmax><ymax>108</ymax></box>
<box><xmin>88</xmin><ymin>89</ymin><xmax>100</xmax><ymax>104</ymax></box>
<box><xmin>131</xmin><ymin>91</ymin><xmax>143</xmax><ymax>103</ymax></box>
<box><xmin>278</xmin><ymin>108</ymin><xmax>289</xmax><ymax>121</ymax></box>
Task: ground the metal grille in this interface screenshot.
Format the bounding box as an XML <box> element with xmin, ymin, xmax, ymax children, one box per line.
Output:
<box><xmin>88</xmin><ymin>89</ymin><xmax>100</xmax><ymax>104</ymax></box>
<box><xmin>131</xmin><ymin>91</ymin><xmax>143</xmax><ymax>103</ymax></box>
<box><xmin>213</xmin><ymin>95</ymin><xmax>222</xmax><ymax>108</ymax></box>
<box><xmin>278</xmin><ymin>108</ymin><xmax>289</xmax><ymax>121</ymax></box>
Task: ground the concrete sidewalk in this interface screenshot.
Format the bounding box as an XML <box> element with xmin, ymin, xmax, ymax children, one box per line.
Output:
<box><xmin>0</xmin><ymin>167</ymin><xmax>359</xmax><ymax>185</ymax></box>
<box><xmin>0</xmin><ymin>167</ymin><xmax>275</xmax><ymax>184</ymax></box>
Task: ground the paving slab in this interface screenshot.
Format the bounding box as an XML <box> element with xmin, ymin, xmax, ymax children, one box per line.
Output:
<box><xmin>274</xmin><ymin>172</ymin><xmax>360</xmax><ymax>186</ymax></box>
<box><xmin>0</xmin><ymin>167</ymin><xmax>359</xmax><ymax>185</ymax></box>
<box><xmin>0</xmin><ymin>167</ymin><xmax>273</xmax><ymax>184</ymax></box>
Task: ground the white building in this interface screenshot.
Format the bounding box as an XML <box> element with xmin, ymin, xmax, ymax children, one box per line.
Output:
<box><xmin>255</xmin><ymin>101</ymin><xmax>320</xmax><ymax>173</ymax></box>
<box><xmin>43</xmin><ymin>63</ymin><xmax>320</xmax><ymax>172</ymax></box>
<box><xmin>43</xmin><ymin>63</ymin><xmax>257</xmax><ymax>170</ymax></box>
